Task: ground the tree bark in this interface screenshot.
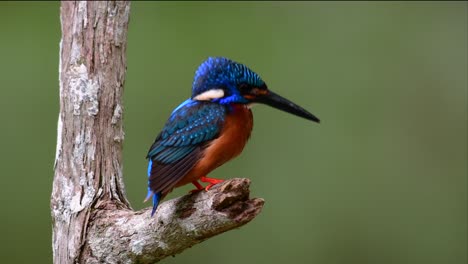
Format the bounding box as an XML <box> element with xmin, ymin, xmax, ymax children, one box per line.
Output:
<box><xmin>51</xmin><ymin>2</ymin><xmax>264</xmax><ymax>264</ymax></box>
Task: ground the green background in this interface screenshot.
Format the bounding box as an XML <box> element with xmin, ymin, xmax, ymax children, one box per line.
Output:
<box><xmin>0</xmin><ymin>2</ymin><xmax>466</xmax><ymax>264</ymax></box>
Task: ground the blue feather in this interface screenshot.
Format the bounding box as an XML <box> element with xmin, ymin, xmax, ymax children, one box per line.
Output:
<box><xmin>147</xmin><ymin>159</ymin><xmax>153</xmax><ymax>175</ymax></box>
<box><xmin>172</xmin><ymin>98</ymin><xmax>192</xmax><ymax>114</ymax></box>
<box><xmin>147</xmin><ymin>102</ymin><xmax>225</xmax><ymax>162</ymax></box>
<box><xmin>151</xmin><ymin>192</ymin><xmax>161</xmax><ymax>217</ymax></box>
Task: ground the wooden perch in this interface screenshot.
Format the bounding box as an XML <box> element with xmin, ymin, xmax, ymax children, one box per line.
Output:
<box><xmin>87</xmin><ymin>178</ymin><xmax>264</xmax><ymax>263</ymax></box>
<box><xmin>51</xmin><ymin>2</ymin><xmax>264</xmax><ymax>264</ymax></box>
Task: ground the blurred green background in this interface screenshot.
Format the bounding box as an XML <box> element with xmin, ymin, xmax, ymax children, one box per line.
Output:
<box><xmin>0</xmin><ymin>2</ymin><xmax>466</xmax><ymax>264</ymax></box>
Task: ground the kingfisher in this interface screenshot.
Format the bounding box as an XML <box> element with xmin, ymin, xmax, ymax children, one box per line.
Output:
<box><xmin>145</xmin><ymin>57</ymin><xmax>319</xmax><ymax>216</ymax></box>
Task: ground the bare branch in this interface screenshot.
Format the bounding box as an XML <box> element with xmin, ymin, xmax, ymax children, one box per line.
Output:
<box><xmin>85</xmin><ymin>178</ymin><xmax>264</xmax><ymax>264</ymax></box>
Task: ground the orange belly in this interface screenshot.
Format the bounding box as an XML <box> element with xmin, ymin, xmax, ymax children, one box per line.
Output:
<box><xmin>176</xmin><ymin>104</ymin><xmax>253</xmax><ymax>186</ymax></box>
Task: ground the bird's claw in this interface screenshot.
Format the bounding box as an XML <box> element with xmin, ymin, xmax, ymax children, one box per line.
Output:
<box><xmin>201</xmin><ymin>176</ymin><xmax>224</xmax><ymax>191</ymax></box>
<box><xmin>204</xmin><ymin>183</ymin><xmax>217</xmax><ymax>191</ymax></box>
<box><xmin>189</xmin><ymin>177</ymin><xmax>224</xmax><ymax>193</ymax></box>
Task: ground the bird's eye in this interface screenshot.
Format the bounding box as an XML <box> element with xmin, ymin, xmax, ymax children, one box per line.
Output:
<box><xmin>238</xmin><ymin>83</ymin><xmax>250</xmax><ymax>94</ymax></box>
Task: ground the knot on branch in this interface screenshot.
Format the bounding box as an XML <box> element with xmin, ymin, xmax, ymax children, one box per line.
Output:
<box><xmin>211</xmin><ymin>178</ymin><xmax>264</xmax><ymax>222</ymax></box>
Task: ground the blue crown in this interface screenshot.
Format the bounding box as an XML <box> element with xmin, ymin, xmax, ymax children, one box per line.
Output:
<box><xmin>192</xmin><ymin>57</ymin><xmax>265</xmax><ymax>97</ymax></box>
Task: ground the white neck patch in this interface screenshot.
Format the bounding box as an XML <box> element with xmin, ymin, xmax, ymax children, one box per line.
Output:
<box><xmin>193</xmin><ymin>89</ymin><xmax>225</xmax><ymax>101</ymax></box>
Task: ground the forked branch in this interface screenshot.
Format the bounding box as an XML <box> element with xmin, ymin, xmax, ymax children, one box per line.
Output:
<box><xmin>51</xmin><ymin>2</ymin><xmax>263</xmax><ymax>264</ymax></box>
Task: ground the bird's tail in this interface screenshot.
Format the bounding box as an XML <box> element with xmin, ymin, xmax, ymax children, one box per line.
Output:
<box><xmin>144</xmin><ymin>190</ymin><xmax>162</xmax><ymax>217</ymax></box>
<box><xmin>151</xmin><ymin>192</ymin><xmax>161</xmax><ymax>217</ymax></box>
<box><xmin>145</xmin><ymin>159</ymin><xmax>162</xmax><ymax>216</ymax></box>
<box><xmin>144</xmin><ymin>189</ymin><xmax>162</xmax><ymax>217</ymax></box>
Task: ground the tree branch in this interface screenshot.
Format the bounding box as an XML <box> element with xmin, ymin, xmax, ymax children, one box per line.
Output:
<box><xmin>86</xmin><ymin>178</ymin><xmax>264</xmax><ymax>263</ymax></box>
<box><xmin>51</xmin><ymin>2</ymin><xmax>264</xmax><ymax>263</ymax></box>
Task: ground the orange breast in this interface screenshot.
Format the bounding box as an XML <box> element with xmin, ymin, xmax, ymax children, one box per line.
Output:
<box><xmin>176</xmin><ymin>104</ymin><xmax>253</xmax><ymax>186</ymax></box>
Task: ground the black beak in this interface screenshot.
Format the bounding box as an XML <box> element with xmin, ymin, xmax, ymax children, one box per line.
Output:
<box><xmin>256</xmin><ymin>90</ymin><xmax>320</xmax><ymax>123</ymax></box>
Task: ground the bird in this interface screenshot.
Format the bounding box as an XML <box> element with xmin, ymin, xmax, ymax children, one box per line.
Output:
<box><xmin>144</xmin><ymin>57</ymin><xmax>319</xmax><ymax>216</ymax></box>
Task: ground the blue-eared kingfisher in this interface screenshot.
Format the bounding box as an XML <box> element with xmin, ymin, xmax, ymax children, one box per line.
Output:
<box><xmin>145</xmin><ymin>57</ymin><xmax>320</xmax><ymax>216</ymax></box>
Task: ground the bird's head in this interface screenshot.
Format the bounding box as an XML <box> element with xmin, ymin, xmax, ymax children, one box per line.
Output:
<box><xmin>192</xmin><ymin>57</ymin><xmax>319</xmax><ymax>123</ymax></box>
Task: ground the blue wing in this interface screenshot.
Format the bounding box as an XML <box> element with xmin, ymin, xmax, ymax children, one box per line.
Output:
<box><xmin>146</xmin><ymin>99</ymin><xmax>226</xmax><ymax>215</ymax></box>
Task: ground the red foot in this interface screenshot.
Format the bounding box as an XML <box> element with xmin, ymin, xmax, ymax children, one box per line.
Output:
<box><xmin>200</xmin><ymin>176</ymin><xmax>224</xmax><ymax>191</ymax></box>
<box><xmin>189</xmin><ymin>180</ymin><xmax>204</xmax><ymax>193</ymax></box>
